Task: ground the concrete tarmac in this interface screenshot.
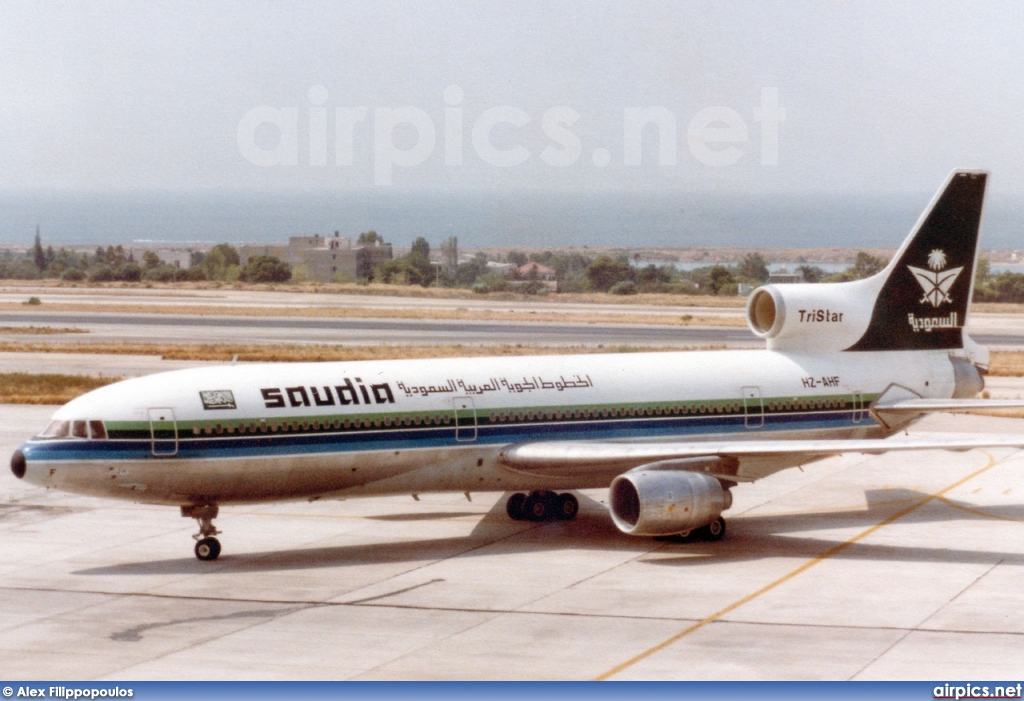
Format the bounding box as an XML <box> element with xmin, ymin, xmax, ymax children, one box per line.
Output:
<box><xmin>3</xmin><ymin>405</ymin><xmax>1024</xmax><ymax>680</ymax></box>
<box><xmin>4</xmin><ymin>290</ymin><xmax>1024</xmax><ymax>679</ymax></box>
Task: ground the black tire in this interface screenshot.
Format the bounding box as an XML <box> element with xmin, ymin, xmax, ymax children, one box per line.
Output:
<box><xmin>195</xmin><ymin>537</ymin><xmax>221</xmax><ymax>561</ymax></box>
<box><xmin>555</xmin><ymin>492</ymin><xmax>579</xmax><ymax>520</ymax></box>
<box><xmin>705</xmin><ymin>517</ymin><xmax>726</xmax><ymax>541</ymax></box>
<box><xmin>506</xmin><ymin>493</ymin><xmax>527</xmax><ymax>521</ymax></box>
<box><xmin>524</xmin><ymin>492</ymin><xmax>550</xmax><ymax>521</ymax></box>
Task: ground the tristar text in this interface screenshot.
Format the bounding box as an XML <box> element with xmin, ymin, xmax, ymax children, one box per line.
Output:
<box><xmin>798</xmin><ymin>309</ymin><xmax>844</xmax><ymax>323</ymax></box>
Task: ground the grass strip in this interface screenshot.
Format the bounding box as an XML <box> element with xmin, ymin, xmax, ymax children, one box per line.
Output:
<box><xmin>0</xmin><ymin>301</ymin><xmax>746</xmax><ymax>328</ymax></box>
<box><xmin>0</xmin><ymin>373</ymin><xmax>121</xmax><ymax>405</ymax></box>
<box><xmin>0</xmin><ymin>340</ymin><xmax>711</xmax><ymax>363</ymax></box>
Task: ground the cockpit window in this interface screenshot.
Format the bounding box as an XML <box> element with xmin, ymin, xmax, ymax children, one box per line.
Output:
<box><xmin>37</xmin><ymin>419</ymin><xmax>107</xmax><ymax>440</ymax></box>
<box><xmin>39</xmin><ymin>420</ymin><xmax>70</xmax><ymax>439</ymax></box>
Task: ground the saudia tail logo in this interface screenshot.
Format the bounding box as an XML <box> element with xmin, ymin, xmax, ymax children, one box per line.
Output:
<box><xmin>906</xmin><ymin>249</ymin><xmax>963</xmax><ymax>333</ymax></box>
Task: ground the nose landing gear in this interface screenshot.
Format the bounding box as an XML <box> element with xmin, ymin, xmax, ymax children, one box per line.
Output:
<box><xmin>182</xmin><ymin>504</ymin><xmax>222</xmax><ymax>561</ymax></box>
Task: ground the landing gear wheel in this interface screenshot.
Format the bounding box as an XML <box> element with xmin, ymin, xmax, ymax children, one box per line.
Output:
<box><xmin>182</xmin><ymin>504</ymin><xmax>223</xmax><ymax>560</ymax></box>
<box><xmin>195</xmin><ymin>537</ymin><xmax>221</xmax><ymax>561</ymax></box>
<box><xmin>704</xmin><ymin>516</ymin><xmax>726</xmax><ymax>541</ymax></box>
<box><xmin>555</xmin><ymin>492</ymin><xmax>579</xmax><ymax>520</ymax></box>
<box><xmin>506</xmin><ymin>492</ymin><xmax>527</xmax><ymax>520</ymax></box>
<box><xmin>524</xmin><ymin>491</ymin><xmax>552</xmax><ymax>521</ymax></box>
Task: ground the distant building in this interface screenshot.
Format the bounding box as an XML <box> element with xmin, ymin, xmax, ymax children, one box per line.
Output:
<box><xmin>486</xmin><ymin>260</ymin><xmax>516</xmax><ymax>274</ymax></box>
<box><xmin>239</xmin><ymin>232</ymin><xmax>392</xmax><ymax>283</ymax></box>
<box><xmin>767</xmin><ymin>268</ymin><xmax>805</xmax><ymax>284</ymax></box>
<box><xmin>517</xmin><ymin>262</ymin><xmax>556</xmax><ymax>281</ymax></box>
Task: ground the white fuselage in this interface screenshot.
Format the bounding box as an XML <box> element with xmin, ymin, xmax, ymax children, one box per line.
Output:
<box><xmin>17</xmin><ymin>347</ymin><xmax>959</xmax><ymax>506</ymax></box>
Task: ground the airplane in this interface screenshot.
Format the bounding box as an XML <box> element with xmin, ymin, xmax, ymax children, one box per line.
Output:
<box><xmin>11</xmin><ymin>169</ymin><xmax>1024</xmax><ymax>562</ymax></box>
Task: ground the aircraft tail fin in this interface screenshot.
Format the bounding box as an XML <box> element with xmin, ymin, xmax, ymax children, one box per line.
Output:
<box><xmin>845</xmin><ymin>170</ymin><xmax>987</xmax><ymax>351</ymax></box>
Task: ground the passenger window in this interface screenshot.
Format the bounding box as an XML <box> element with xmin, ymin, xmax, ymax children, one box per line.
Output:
<box><xmin>89</xmin><ymin>421</ymin><xmax>106</xmax><ymax>440</ymax></box>
<box><xmin>72</xmin><ymin>421</ymin><xmax>88</xmax><ymax>438</ymax></box>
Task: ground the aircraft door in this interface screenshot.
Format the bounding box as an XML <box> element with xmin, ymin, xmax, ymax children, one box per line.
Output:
<box><xmin>852</xmin><ymin>392</ymin><xmax>865</xmax><ymax>424</ymax></box>
<box><xmin>148</xmin><ymin>407</ymin><xmax>179</xmax><ymax>457</ymax></box>
<box><xmin>452</xmin><ymin>397</ymin><xmax>478</xmax><ymax>442</ymax></box>
<box><xmin>742</xmin><ymin>386</ymin><xmax>764</xmax><ymax>429</ymax></box>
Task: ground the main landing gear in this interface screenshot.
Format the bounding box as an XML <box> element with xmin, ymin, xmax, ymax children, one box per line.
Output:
<box><xmin>506</xmin><ymin>490</ymin><xmax>579</xmax><ymax>522</ymax></box>
<box><xmin>182</xmin><ymin>505</ymin><xmax>222</xmax><ymax>561</ymax></box>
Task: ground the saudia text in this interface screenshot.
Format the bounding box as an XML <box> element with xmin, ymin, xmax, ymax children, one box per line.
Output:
<box><xmin>908</xmin><ymin>312</ymin><xmax>959</xmax><ymax>333</ymax></box>
<box><xmin>262</xmin><ymin>378</ymin><xmax>395</xmax><ymax>409</ymax></box>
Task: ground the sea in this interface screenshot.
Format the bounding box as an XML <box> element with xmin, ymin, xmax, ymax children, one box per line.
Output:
<box><xmin>0</xmin><ymin>189</ymin><xmax>1021</xmax><ymax>252</ymax></box>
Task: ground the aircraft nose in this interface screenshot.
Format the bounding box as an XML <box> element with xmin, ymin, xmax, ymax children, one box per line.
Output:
<box><xmin>11</xmin><ymin>448</ymin><xmax>26</xmax><ymax>479</ymax></box>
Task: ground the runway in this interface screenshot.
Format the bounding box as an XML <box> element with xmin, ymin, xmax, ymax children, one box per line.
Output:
<box><xmin>3</xmin><ymin>310</ymin><xmax>1024</xmax><ymax>349</ymax></box>
<box><xmin>0</xmin><ymin>311</ymin><xmax>756</xmax><ymax>348</ymax></box>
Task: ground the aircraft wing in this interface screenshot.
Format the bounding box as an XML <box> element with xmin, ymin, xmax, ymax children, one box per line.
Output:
<box><xmin>498</xmin><ymin>434</ymin><xmax>1024</xmax><ymax>481</ymax></box>
<box><xmin>872</xmin><ymin>398</ymin><xmax>1024</xmax><ymax>415</ymax></box>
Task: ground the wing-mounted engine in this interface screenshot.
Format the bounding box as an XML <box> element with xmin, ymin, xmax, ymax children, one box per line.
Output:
<box><xmin>609</xmin><ymin>458</ymin><xmax>733</xmax><ymax>537</ymax></box>
<box><xmin>746</xmin><ymin>279</ymin><xmax>878</xmax><ymax>353</ymax></box>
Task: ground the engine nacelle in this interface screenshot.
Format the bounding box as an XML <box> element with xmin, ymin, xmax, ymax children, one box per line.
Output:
<box><xmin>609</xmin><ymin>464</ymin><xmax>732</xmax><ymax>537</ymax></box>
<box><xmin>746</xmin><ymin>279</ymin><xmax>878</xmax><ymax>352</ymax></box>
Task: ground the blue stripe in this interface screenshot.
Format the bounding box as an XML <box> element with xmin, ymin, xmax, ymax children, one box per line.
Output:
<box><xmin>24</xmin><ymin>410</ymin><xmax>861</xmax><ymax>462</ymax></box>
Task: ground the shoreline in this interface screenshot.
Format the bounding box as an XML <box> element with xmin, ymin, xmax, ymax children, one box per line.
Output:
<box><xmin>7</xmin><ymin>243</ymin><xmax>1024</xmax><ymax>266</ymax></box>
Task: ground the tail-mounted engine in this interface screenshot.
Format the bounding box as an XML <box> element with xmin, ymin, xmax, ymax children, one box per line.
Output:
<box><xmin>747</xmin><ymin>172</ymin><xmax>987</xmax><ymax>356</ymax></box>
<box><xmin>746</xmin><ymin>280</ymin><xmax>877</xmax><ymax>353</ymax></box>
<box><xmin>609</xmin><ymin>459</ymin><xmax>733</xmax><ymax>537</ymax></box>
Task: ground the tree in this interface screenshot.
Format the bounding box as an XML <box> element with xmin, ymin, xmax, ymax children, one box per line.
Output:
<box><xmin>585</xmin><ymin>255</ymin><xmax>632</xmax><ymax>292</ymax></box>
<box><xmin>105</xmin><ymin>245</ymin><xmax>127</xmax><ymax>266</ymax></box>
<box><xmin>609</xmin><ymin>280</ymin><xmax>638</xmax><ymax>295</ymax></box>
<box><xmin>114</xmin><ymin>263</ymin><xmax>143</xmax><ymax>282</ymax></box>
<box><xmin>797</xmin><ymin>264</ymin><xmax>825</xmax><ymax>283</ymax></box>
<box><xmin>410</xmin><ymin>237</ymin><xmax>430</xmax><ymax>260</ymax></box>
<box><xmin>507</xmin><ymin>250</ymin><xmax>528</xmax><ymax>267</ymax></box>
<box><xmin>975</xmin><ymin>258</ymin><xmax>992</xmax><ymax>287</ymax></box>
<box><xmin>851</xmin><ymin>251</ymin><xmax>885</xmax><ymax>279</ymax></box>
<box><xmin>406</xmin><ymin>237</ymin><xmax>434</xmax><ymax>286</ymax></box>
<box><xmin>705</xmin><ymin>265</ymin><xmax>735</xmax><ymax>295</ymax></box>
<box><xmin>737</xmin><ymin>252</ymin><xmax>769</xmax><ymax>283</ymax></box>
<box><xmin>357</xmin><ymin>230</ymin><xmax>384</xmax><ymax>245</ymax></box>
<box><xmin>32</xmin><ymin>228</ymin><xmax>45</xmax><ymax>272</ymax></box>
<box><xmin>829</xmin><ymin>251</ymin><xmax>886</xmax><ymax>282</ymax></box>
<box><xmin>635</xmin><ymin>264</ymin><xmax>672</xmax><ymax>292</ymax></box>
<box><xmin>240</xmin><ymin>255</ymin><xmax>291</xmax><ymax>283</ymax></box>
<box><xmin>452</xmin><ymin>254</ymin><xmax>489</xmax><ymax>287</ymax></box>
<box><xmin>196</xmin><ymin>243</ymin><xmax>240</xmax><ymax>281</ymax></box>
<box><xmin>976</xmin><ymin>271</ymin><xmax>1024</xmax><ymax>303</ymax></box>
<box><xmin>88</xmin><ymin>265</ymin><xmax>116</xmax><ymax>283</ymax></box>
<box><xmin>142</xmin><ymin>250</ymin><xmax>162</xmax><ymax>270</ymax></box>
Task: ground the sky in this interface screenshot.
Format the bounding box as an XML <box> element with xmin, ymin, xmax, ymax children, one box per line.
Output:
<box><xmin>3</xmin><ymin>1</ymin><xmax>1024</xmax><ymax>197</ymax></box>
